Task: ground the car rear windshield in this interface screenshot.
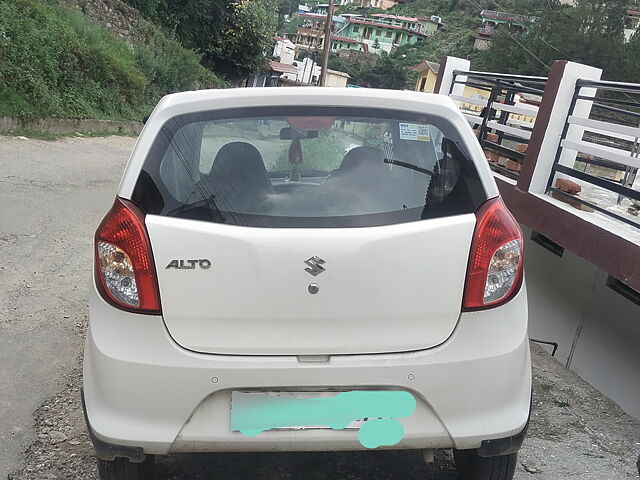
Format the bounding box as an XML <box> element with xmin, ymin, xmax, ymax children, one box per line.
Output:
<box><xmin>132</xmin><ymin>106</ymin><xmax>487</xmax><ymax>228</ymax></box>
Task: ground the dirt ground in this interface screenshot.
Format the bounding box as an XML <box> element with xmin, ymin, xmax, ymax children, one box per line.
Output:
<box><xmin>1</xmin><ymin>135</ymin><xmax>639</xmax><ymax>480</ymax></box>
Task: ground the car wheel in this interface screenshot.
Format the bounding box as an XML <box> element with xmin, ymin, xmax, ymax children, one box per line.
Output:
<box><xmin>454</xmin><ymin>449</ymin><xmax>517</xmax><ymax>480</ymax></box>
<box><xmin>97</xmin><ymin>456</ymin><xmax>155</xmax><ymax>480</ymax></box>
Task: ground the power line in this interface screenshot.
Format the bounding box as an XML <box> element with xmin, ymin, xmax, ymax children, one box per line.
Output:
<box><xmin>487</xmin><ymin>0</ymin><xmax>640</xmax><ymax>105</ymax></box>
<box><xmin>489</xmin><ymin>0</ymin><xmax>577</xmax><ymax>62</ymax></box>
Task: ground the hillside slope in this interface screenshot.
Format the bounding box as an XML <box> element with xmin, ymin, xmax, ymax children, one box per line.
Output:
<box><xmin>0</xmin><ymin>0</ymin><xmax>222</xmax><ymax>121</ymax></box>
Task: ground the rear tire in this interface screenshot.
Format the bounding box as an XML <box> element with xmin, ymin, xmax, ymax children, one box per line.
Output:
<box><xmin>97</xmin><ymin>455</ymin><xmax>155</xmax><ymax>480</ymax></box>
<box><xmin>454</xmin><ymin>449</ymin><xmax>517</xmax><ymax>480</ymax></box>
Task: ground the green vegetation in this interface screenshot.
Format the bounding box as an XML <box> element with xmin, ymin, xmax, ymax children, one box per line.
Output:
<box><xmin>3</xmin><ymin>0</ymin><xmax>639</xmax><ymax>124</ymax></box>
<box><xmin>0</xmin><ymin>0</ymin><xmax>222</xmax><ymax>120</ymax></box>
<box><xmin>328</xmin><ymin>11</ymin><xmax>482</xmax><ymax>90</ymax></box>
<box><xmin>329</xmin><ymin>0</ymin><xmax>640</xmax><ymax>88</ymax></box>
<box><xmin>122</xmin><ymin>0</ymin><xmax>288</xmax><ymax>79</ymax></box>
<box><xmin>274</xmin><ymin>132</ymin><xmax>344</xmax><ymax>172</ymax></box>
<box><xmin>481</xmin><ymin>0</ymin><xmax>640</xmax><ymax>82</ymax></box>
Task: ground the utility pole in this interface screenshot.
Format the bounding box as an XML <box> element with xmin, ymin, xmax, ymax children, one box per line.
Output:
<box><xmin>319</xmin><ymin>0</ymin><xmax>335</xmax><ymax>86</ymax></box>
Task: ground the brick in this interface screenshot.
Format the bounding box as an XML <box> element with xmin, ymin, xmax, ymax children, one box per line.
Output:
<box><xmin>505</xmin><ymin>159</ymin><xmax>522</xmax><ymax>172</ymax></box>
<box><xmin>484</xmin><ymin>149</ymin><xmax>500</xmax><ymax>163</ymax></box>
<box><xmin>486</xmin><ymin>133</ymin><xmax>499</xmax><ymax>143</ymax></box>
<box><xmin>515</xmin><ymin>143</ymin><xmax>528</xmax><ymax>153</ymax></box>
<box><xmin>555</xmin><ymin>178</ymin><xmax>581</xmax><ymax>195</ymax></box>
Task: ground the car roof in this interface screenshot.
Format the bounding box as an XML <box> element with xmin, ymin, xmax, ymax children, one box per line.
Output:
<box><xmin>154</xmin><ymin>87</ymin><xmax>459</xmax><ymax>117</ymax></box>
<box><xmin>117</xmin><ymin>87</ymin><xmax>499</xmax><ymax>199</ymax></box>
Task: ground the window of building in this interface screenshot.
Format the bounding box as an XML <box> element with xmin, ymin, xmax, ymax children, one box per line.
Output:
<box><xmin>353</xmin><ymin>25</ymin><xmax>360</xmax><ymax>33</ymax></box>
<box><xmin>376</xmin><ymin>29</ymin><xmax>383</xmax><ymax>36</ymax></box>
<box><xmin>419</xmin><ymin>77</ymin><xmax>427</xmax><ymax>92</ymax></box>
<box><xmin>385</xmin><ymin>30</ymin><xmax>392</xmax><ymax>38</ymax></box>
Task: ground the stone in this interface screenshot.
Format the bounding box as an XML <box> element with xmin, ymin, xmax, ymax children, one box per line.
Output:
<box><xmin>486</xmin><ymin>132</ymin><xmax>499</xmax><ymax>143</ymax></box>
<box><xmin>48</xmin><ymin>431</ymin><xmax>67</xmax><ymax>444</ymax></box>
<box><xmin>515</xmin><ymin>143</ymin><xmax>528</xmax><ymax>153</ymax></box>
<box><xmin>555</xmin><ymin>178</ymin><xmax>581</xmax><ymax>195</ymax></box>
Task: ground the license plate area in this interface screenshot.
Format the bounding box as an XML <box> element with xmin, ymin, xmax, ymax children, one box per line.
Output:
<box><xmin>231</xmin><ymin>391</ymin><xmax>366</xmax><ymax>432</ymax></box>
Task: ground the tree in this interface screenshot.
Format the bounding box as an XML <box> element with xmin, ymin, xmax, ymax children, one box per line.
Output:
<box><xmin>481</xmin><ymin>0</ymin><xmax>630</xmax><ymax>78</ymax></box>
<box><xmin>358</xmin><ymin>53</ymin><xmax>408</xmax><ymax>89</ymax></box>
<box><xmin>122</xmin><ymin>0</ymin><xmax>280</xmax><ymax>79</ymax></box>
<box><xmin>203</xmin><ymin>0</ymin><xmax>279</xmax><ymax>78</ymax></box>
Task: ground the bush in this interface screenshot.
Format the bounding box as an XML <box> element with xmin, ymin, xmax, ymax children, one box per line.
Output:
<box><xmin>0</xmin><ymin>0</ymin><xmax>222</xmax><ymax>120</ymax></box>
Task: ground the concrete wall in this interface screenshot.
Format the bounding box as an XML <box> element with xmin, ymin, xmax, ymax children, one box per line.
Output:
<box><xmin>325</xmin><ymin>73</ymin><xmax>349</xmax><ymax>88</ymax></box>
<box><xmin>523</xmin><ymin>225</ymin><xmax>640</xmax><ymax>419</ymax></box>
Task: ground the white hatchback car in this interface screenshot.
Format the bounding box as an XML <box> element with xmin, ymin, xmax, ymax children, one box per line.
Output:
<box><xmin>83</xmin><ymin>87</ymin><xmax>531</xmax><ymax>480</ymax></box>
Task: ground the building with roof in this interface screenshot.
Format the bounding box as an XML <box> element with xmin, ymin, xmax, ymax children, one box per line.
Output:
<box><xmin>412</xmin><ymin>60</ymin><xmax>440</xmax><ymax>93</ymax></box>
<box><xmin>245</xmin><ymin>60</ymin><xmax>300</xmax><ymax>87</ymax></box>
<box><xmin>335</xmin><ymin>16</ymin><xmax>430</xmax><ymax>54</ymax></box>
<box><xmin>330</xmin><ymin>36</ymin><xmax>368</xmax><ymax>53</ymax></box>
<box><xmin>272</xmin><ymin>38</ymin><xmax>296</xmax><ymax>65</ymax></box>
<box><xmin>324</xmin><ymin>69</ymin><xmax>351</xmax><ymax>87</ymax></box>
<box><xmin>474</xmin><ymin>9</ymin><xmax>536</xmax><ymax>50</ymax></box>
<box><xmin>625</xmin><ymin>8</ymin><xmax>640</xmax><ymax>42</ymax></box>
<box><xmin>287</xmin><ymin>12</ymin><xmax>347</xmax><ymax>52</ymax></box>
<box><xmin>281</xmin><ymin>57</ymin><xmax>322</xmax><ymax>85</ymax></box>
<box><xmin>371</xmin><ymin>13</ymin><xmax>443</xmax><ymax>35</ymax></box>
<box><xmin>337</xmin><ymin>0</ymin><xmax>397</xmax><ymax>9</ymax></box>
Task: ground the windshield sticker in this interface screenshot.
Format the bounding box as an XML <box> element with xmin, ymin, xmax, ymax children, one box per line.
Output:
<box><xmin>399</xmin><ymin>123</ymin><xmax>431</xmax><ymax>142</ymax></box>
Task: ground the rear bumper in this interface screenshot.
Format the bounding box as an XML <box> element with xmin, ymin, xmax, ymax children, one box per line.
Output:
<box><xmin>83</xmin><ymin>283</ymin><xmax>531</xmax><ymax>456</ymax></box>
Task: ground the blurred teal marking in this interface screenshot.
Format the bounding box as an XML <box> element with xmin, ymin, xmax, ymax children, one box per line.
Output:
<box><xmin>358</xmin><ymin>418</ymin><xmax>405</xmax><ymax>449</ymax></box>
<box><xmin>231</xmin><ymin>390</ymin><xmax>416</xmax><ymax>448</ymax></box>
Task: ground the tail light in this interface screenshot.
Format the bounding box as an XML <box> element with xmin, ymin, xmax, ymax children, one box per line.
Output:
<box><xmin>94</xmin><ymin>197</ymin><xmax>161</xmax><ymax>314</ymax></box>
<box><xmin>463</xmin><ymin>197</ymin><xmax>523</xmax><ymax>311</ymax></box>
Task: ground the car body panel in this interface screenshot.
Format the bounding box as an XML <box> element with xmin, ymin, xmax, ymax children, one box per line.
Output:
<box><xmin>147</xmin><ymin>213</ymin><xmax>476</xmax><ymax>355</ymax></box>
<box><xmin>84</xmin><ymin>87</ymin><xmax>530</xmax><ymax>459</ymax></box>
<box><xmin>83</xmin><ymin>278</ymin><xmax>530</xmax><ymax>454</ymax></box>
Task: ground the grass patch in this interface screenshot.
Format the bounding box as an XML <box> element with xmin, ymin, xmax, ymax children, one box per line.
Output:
<box><xmin>0</xmin><ymin>0</ymin><xmax>223</xmax><ymax>121</ymax></box>
<box><xmin>553</xmin><ymin>399</ymin><xmax>571</xmax><ymax>408</ymax></box>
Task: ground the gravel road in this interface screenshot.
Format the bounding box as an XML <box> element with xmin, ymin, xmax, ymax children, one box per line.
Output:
<box><xmin>1</xmin><ymin>135</ymin><xmax>639</xmax><ymax>480</ymax></box>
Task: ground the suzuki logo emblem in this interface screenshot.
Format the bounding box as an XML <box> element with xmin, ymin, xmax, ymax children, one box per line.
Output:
<box><xmin>304</xmin><ymin>256</ymin><xmax>326</xmax><ymax>276</ymax></box>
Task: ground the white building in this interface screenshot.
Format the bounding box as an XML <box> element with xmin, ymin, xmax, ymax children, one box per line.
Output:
<box><xmin>624</xmin><ymin>8</ymin><xmax>640</xmax><ymax>42</ymax></box>
<box><xmin>282</xmin><ymin>57</ymin><xmax>322</xmax><ymax>85</ymax></box>
<box><xmin>272</xmin><ymin>38</ymin><xmax>296</xmax><ymax>65</ymax></box>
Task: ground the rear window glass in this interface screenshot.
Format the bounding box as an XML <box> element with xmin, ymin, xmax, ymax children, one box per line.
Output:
<box><xmin>133</xmin><ymin>106</ymin><xmax>486</xmax><ymax>228</ymax></box>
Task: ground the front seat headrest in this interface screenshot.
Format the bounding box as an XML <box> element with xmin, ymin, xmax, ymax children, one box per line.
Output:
<box><xmin>339</xmin><ymin>146</ymin><xmax>386</xmax><ymax>172</ymax></box>
<box><xmin>210</xmin><ymin>141</ymin><xmax>273</xmax><ymax>194</ymax></box>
